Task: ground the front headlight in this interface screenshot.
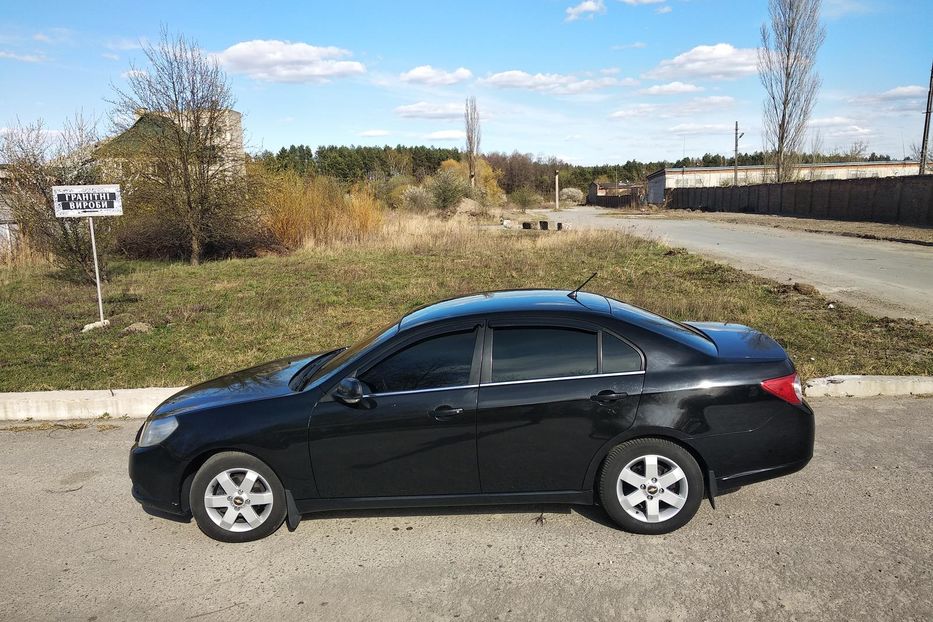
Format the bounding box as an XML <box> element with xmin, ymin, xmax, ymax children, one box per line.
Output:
<box><xmin>138</xmin><ymin>416</ymin><xmax>179</xmax><ymax>447</ymax></box>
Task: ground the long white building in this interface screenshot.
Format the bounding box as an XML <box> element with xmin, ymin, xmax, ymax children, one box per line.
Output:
<box><xmin>646</xmin><ymin>160</ymin><xmax>921</xmax><ymax>204</ymax></box>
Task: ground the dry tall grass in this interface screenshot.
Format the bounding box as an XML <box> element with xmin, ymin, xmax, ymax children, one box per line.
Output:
<box><xmin>261</xmin><ymin>171</ymin><xmax>383</xmax><ymax>249</ymax></box>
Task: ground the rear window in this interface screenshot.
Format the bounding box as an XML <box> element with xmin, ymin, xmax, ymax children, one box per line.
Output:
<box><xmin>492</xmin><ymin>327</ymin><xmax>597</xmax><ymax>383</ymax></box>
<box><xmin>602</xmin><ymin>333</ymin><xmax>642</xmax><ymax>373</ymax></box>
<box><xmin>607</xmin><ymin>298</ymin><xmax>717</xmax><ymax>356</ymax></box>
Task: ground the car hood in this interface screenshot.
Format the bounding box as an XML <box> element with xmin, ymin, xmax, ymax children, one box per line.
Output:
<box><xmin>151</xmin><ymin>352</ymin><xmax>329</xmax><ymax>418</ymax></box>
<box><xmin>684</xmin><ymin>322</ymin><xmax>788</xmax><ymax>362</ymax></box>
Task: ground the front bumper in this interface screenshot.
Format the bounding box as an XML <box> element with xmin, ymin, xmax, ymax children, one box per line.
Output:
<box><xmin>129</xmin><ymin>441</ymin><xmax>188</xmax><ymax>517</ymax></box>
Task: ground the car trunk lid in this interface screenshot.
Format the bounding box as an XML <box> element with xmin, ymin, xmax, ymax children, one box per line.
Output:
<box><xmin>683</xmin><ymin>322</ymin><xmax>788</xmax><ymax>362</ymax></box>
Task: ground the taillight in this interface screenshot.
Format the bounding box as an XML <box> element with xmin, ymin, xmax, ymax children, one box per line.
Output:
<box><xmin>761</xmin><ymin>373</ymin><xmax>803</xmax><ymax>405</ymax></box>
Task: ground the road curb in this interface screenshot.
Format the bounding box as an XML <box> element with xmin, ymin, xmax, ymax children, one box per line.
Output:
<box><xmin>1</xmin><ymin>376</ymin><xmax>930</xmax><ymax>421</ymax></box>
<box><xmin>0</xmin><ymin>387</ymin><xmax>183</xmax><ymax>422</ymax></box>
<box><xmin>804</xmin><ymin>375</ymin><xmax>933</xmax><ymax>398</ymax></box>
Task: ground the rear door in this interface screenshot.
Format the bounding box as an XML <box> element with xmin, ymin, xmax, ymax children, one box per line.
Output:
<box><xmin>308</xmin><ymin>324</ymin><xmax>482</xmax><ymax>498</ymax></box>
<box><xmin>476</xmin><ymin>321</ymin><xmax>644</xmax><ymax>493</ymax></box>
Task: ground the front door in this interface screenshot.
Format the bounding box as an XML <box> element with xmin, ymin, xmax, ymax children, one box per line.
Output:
<box><xmin>309</xmin><ymin>327</ymin><xmax>482</xmax><ymax>498</ymax></box>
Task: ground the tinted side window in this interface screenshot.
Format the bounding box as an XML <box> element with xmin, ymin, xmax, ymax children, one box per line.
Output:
<box><xmin>602</xmin><ymin>332</ymin><xmax>642</xmax><ymax>373</ymax></box>
<box><xmin>359</xmin><ymin>329</ymin><xmax>476</xmax><ymax>393</ymax></box>
<box><xmin>492</xmin><ymin>327</ymin><xmax>597</xmax><ymax>383</ymax></box>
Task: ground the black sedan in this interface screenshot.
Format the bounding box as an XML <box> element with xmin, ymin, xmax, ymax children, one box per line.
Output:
<box><xmin>129</xmin><ymin>289</ymin><xmax>814</xmax><ymax>542</ymax></box>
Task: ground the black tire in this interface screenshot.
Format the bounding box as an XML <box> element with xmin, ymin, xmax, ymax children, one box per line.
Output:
<box><xmin>190</xmin><ymin>451</ymin><xmax>287</xmax><ymax>543</ymax></box>
<box><xmin>598</xmin><ymin>438</ymin><xmax>704</xmax><ymax>535</ymax></box>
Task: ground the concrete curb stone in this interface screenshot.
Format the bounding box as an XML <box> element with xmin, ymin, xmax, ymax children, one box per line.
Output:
<box><xmin>1</xmin><ymin>375</ymin><xmax>931</xmax><ymax>421</ymax></box>
<box><xmin>804</xmin><ymin>375</ymin><xmax>933</xmax><ymax>398</ymax></box>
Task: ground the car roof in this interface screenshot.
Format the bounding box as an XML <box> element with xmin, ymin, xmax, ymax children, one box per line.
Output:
<box><xmin>399</xmin><ymin>289</ymin><xmax>611</xmax><ymax>330</ymax></box>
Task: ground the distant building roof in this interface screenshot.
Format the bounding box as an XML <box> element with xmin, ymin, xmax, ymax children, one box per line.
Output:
<box><xmin>93</xmin><ymin>112</ymin><xmax>181</xmax><ymax>159</ymax></box>
<box><xmin>646</xmin><ymin>160</ymin><xmax>919</xmax><ymax>180</ymax></box>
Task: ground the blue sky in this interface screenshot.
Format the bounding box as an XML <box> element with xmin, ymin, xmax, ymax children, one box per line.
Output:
<box><xmin>1</xmin><ymin>0</ymin><xmax>930</xmax><ymax>164</ymax></box>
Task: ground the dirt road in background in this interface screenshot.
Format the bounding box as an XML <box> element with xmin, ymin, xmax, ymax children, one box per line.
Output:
<box><xmin>540</xmin><ymin>206</ymin><xmax>933</xmax><ymax>323</ymax></box>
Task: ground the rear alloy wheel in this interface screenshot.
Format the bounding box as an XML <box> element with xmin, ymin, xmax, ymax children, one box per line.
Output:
<box><xmin>599</xmin><ymin>438</ymin><xmax>703</xmax><ymax>535</ymax></box>
<box><xmin>190</xmin><ymin>452</ymin><xmax>287</xmax><ymax>543</ymax></box>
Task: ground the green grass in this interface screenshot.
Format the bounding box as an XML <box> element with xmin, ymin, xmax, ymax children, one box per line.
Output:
<box><xmin>2</xmin><ymin>223</ymin><xmax>931</xmax><ymax>391</ymax></box>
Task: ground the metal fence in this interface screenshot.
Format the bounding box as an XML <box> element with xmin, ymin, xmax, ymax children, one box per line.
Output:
<box><xmin>668</xmin><ymin>174</ymin><xmax>933</xmax><ymax>226</ymax></box>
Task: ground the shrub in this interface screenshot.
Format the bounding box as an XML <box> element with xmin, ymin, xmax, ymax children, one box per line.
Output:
<box><xmin>400</xmin><ymin>186</ymin><xmax>433</xmax><ymax>212</ymax></box>
<box><xmin>559</xmin><ymin>187</ymin><xmax>585</xmax><ymax>206</ymax></box>
<box><xmin>426</xmin><ymin>169</ymin><xmax>468</xmax><ymax>215</ymax></box>
<box><xmin>509</xmin><ymin>187</ymin><xmax>543</xmax><ymax>212</ymax></box>
<box><xmin>1</xmin><ymin>117</ymin><xmax>113</xmax><ymax>282</ymax></box>
<box><xmin>258</xmin><ymin>171</ymin><xmax>383</xmax><ymax>249</ymax></box>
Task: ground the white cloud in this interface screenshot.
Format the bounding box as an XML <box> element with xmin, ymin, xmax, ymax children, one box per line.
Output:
<box><xmin>394</xmin><ymin>101</ymin><xmax>463</xmax><ymax>119</ymax></box>
<box><xmin>612</xmin><ymin>41</ymin><xmax>646</xmax><ymax>50</ymax></box>
<box><xmin>639</xmin><ymin>81</ymin><xmax>702</xmax><ymax>95</ymax></box>
<box><xmin>565</xmin><ymin>0</ymin><xmax>606</xmax><ymax>22</ymax></box>
<box><xmin>32</xmin><ymin>33</ymin><xmax>50</xmax><ymax>43</ymax></box>
<box><xmin>0</xmin><ymin>50</ymin><xmax>46</xmax><ymax>63</ymax></box>
<box><xmin>121</xmin><ymin>69</ymin><xmax>147</xmax><ymax>79</ymax></box>
<box><xmin>878</xmin><ymin>85</ymin><xmax>925</xmax><ymax>100</ymax></box>
<box><xmin>359</xmin><ymin>129</ymin><xmax>391</xmax><ymax>137</ymax></box>
<box><xmin>102</xmin><ymin>52</ymin><xmax>120</xmax><ymax>61</ymax></box>
<box><xmin>400</xmin><ymin>65</ymin><xmax>472</xmax><ymax>86</ymax></box>
<box><xmin>216</xmin><ymin>40</ymin><xmax>366</xmax><ymax>83</ymax></box>
<box><xmin>656</xmin><ymin>5</ymin><xmax>672</xmax><ymax>14</ymax></box>
<box><xmin>809</xmin><ymin>116</ymin><xmax>857</xmax><ymax>127</ymax></box>
<box><xmin>425</xmin><ymin>130</ymin><xmax>465</xmax><ymax>141</ymax></box>
<box><xmin>824</xmin><ymin>0</ymin><xmax>875</xmax><ymax>19</ymax></box>
<box><xmin>481</xmin><ymin>70</ymin><xmax>634</xmax><ymax>95</ymax></box>
<box><xmin>610</xmin><ymin>95</ymin><xmax>734</xmax><ymax>119</ymax></box>
<box><xmin>668</xmin><ymin>123</ymin><xmax>731</xmax><ymax>135</ymax></box>
<box><xmin>609</xmin><ymin>103</ymin><xmax>660</xmax><ymax>119</ymax></box>
<box><xmin>106</xmin><ymin>37</ymin><xmax>147</xmax><ymax>51</ymax></box>
<box><xmin>645</xmin><ymin>43</ymin><xmax>758</xmax><ymax>81</ymax></box>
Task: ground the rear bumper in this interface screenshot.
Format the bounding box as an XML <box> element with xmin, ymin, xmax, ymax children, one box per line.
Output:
<box><xmin>694</xmin><ymin>400</ymin><xmax>815</xmax><ymax>489</ymax></box>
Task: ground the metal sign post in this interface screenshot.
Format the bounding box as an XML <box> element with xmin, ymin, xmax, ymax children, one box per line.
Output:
<box><xmin>51</xmin><ymin>184</ymin><xmax>123</xmax><ymax>331</ymax></box>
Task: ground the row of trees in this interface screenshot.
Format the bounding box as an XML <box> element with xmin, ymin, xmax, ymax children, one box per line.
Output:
<box><xmin>255</xmin><ymin>144</ymin><xmax>461</xmax><ymax>181</ymax></box>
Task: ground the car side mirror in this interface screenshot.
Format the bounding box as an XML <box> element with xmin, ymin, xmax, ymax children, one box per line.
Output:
<box><xmin>334</xmin><ymin>377</ymin><xmax>363</xmax><ymax>405</ymax></box>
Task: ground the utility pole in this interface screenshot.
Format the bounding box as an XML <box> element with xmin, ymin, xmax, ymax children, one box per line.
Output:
<box><xmin>734</xmin><ymin>121</ymin><xmax>744</xmax><ymax>186</ymax></box>
<box><xmin>920</xmin><ymin>60</ymin><xmax>933</xmax><ymax>175</ymax></box>
<box><xmin>554</xmin><ymin>169</ymin><xmax>560</xmax><ymax>210</ymax></box>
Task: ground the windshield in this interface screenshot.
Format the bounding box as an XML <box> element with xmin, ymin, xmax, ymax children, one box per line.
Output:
<box><xmin>305</xmin><ymin>320</ymin><xmax>399</xmax><ymax>387</ymax></box>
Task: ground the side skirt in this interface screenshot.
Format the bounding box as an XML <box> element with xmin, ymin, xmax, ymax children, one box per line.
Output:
<box><xmin>294</xmin><ymin>490</ymin><xmax>594</xmax><ymax>516</ymax></box>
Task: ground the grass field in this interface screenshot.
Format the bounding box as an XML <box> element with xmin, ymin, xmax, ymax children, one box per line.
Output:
<box><xmin>2</xmin><ymin>217</ymin><xmax>932</xmax><ymax>391</ymax></box>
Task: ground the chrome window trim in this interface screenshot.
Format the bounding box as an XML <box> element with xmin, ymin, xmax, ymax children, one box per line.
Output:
<box><xmin>363</xmin><ymin>384</ymin><xmax>479</xmax><ymax>398</ymax></box>
<box><xmin>362</xmin><ymin>370</ymin><xmax>645</xmax><ymax>397</ymax></box>
<box><xmin>483</xmin><ymin>370</ymin><xmax>645</xmax><ymax>387</ymax></box>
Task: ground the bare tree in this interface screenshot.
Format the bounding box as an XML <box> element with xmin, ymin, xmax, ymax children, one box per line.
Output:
<box><xmin>464</xmin><ymin>97</ymin><xmax>481</xmax><ymax>189</ymax></box>
<box><xmin>908</xmin><ymin>142</ymin><xmax>933</xmax><ymax>166</ymax></box>
<box><xmin>1</xmin><ymin>114</ymin><xmax>108</xmax><ymax>282</ymax></box>
<box><xmin>759</xmin><ymin>0</ymin><xmax>826</xmax><ymax>182</ymax></box>
<box><xmin>843</xmin><ymin>139</ymin><xmax>869</xmax><ymax>162</ymax></box>
<box><xmin>110</xmin><ymin>28</ymin><xmax>242</xmax><ymax>265</ymax></box>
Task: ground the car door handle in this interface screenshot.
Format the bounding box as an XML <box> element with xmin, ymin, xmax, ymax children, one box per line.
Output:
<box><xmin>591</xmin><ymin>391</ymin><xmax>628</xmax><ymax>403</ymax></box>
<box><xmin>431</xmin><ymin>406</ymin><xmax>464</xmax><ymax>421</ymax></box>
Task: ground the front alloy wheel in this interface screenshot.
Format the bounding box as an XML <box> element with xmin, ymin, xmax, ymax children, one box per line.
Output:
<box><xmin>599</xmin><ymin>438</ymin><xmax>703</xmax><ymax>534</ymax></box>
<box><xmin>190</xmin><ymin>452</ymin><xmax>287</xmax><ymax>542</ymax></box>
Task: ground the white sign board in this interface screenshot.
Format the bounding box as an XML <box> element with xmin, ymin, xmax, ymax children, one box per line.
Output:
<box><xmin>52</xmin><ymin>185</ymin><xmax>123</xmax><ymax>218</ymax></box>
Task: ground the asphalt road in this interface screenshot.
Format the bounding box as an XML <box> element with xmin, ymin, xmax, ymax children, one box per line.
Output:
<box><xmin>543</xmin><ymin>206</ymin><xmax>933</xmax><ymax>323</ymax></box>
<box><xmin>1</xmin><ymin>397</ymin><xmax>931</xmax><ymax>621</ymax></box>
